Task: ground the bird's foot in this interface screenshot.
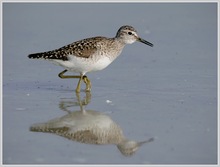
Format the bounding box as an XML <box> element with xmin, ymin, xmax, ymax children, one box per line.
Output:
<box><xmin>83</xmin><ymin>76</ymin><xmax>91</xmax><ymax>92</ymax></box>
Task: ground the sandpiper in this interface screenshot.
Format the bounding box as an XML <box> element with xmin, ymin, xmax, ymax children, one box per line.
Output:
<box><xmin>28</xmin><ymin>25</ymin><xmax>153</xmax><ymax>92</ymax></box>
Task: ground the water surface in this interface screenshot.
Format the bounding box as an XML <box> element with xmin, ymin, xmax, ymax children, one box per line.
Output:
<box><xmin>2</xmin><ymin>2</ymin><xmax>217</xmax><ymax>164</ymax></box>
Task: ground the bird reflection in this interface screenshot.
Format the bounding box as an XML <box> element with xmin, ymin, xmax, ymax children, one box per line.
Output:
<box><xmin>30</xmin><ymin>92</ymin><xmax>153</xmax><ymax>156</ymax></box>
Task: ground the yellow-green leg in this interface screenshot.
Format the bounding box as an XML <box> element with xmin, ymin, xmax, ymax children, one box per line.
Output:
<box><xmin>58</xmin><ymin>70</ymin><xmax>92</xmax><ymax>92</ymax></box>
<box><xmin>83</xmin><ymin>76</ymin><xmax>92</xmax><ymax>92</ymax></box>
<box><xmin>58</xmin><ymin>70</ymin><xmax>81</xmax><ymax>79</ymax></box>
<box><xmin>76</xmin><ymin>75</ymin><xmax>83</xmax><ymax>93</ymax></box>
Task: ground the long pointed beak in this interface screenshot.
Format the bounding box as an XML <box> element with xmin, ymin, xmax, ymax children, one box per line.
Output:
<box><xmin>138</xmin><ymin>137</ymin><xmax>154</xmax><ymax>146</ymax></box>
<box><xmin>138</xmin><ymin>37</ymin><xmax>153</xmax><ymax>47</ymax></box>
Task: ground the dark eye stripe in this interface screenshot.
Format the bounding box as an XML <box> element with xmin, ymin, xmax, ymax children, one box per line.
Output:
<box><xmin>128</xmin><ymin>32</ymin><xmax>132</xmax><ymax>35</ymax></box>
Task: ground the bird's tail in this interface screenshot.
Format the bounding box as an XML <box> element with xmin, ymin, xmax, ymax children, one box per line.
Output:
<box><xmin>28</xmin><ymin>50</ymin><xmax>68</xmax><ymax>61</ymax></box>
<box><xmin>28</xmin><ymin>52</ymin><xmax>50</xmax><ymax>59</ymax></box>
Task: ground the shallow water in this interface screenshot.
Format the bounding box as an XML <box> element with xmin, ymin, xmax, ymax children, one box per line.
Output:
<box><xmin>2</xmin><ymin>3</ymin><xmax>217</xmax><ymax>164</ymax></box>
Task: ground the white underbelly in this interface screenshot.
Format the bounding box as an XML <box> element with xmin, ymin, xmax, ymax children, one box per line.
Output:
<box><xmin>51</xmin><ymin>55</ymin><xmax>112</xmax><ymax>75</ymax></box>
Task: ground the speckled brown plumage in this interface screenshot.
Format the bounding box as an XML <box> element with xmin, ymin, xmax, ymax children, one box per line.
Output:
<box><xmin>28</xmin><ymin>37</ymin><xmax>112</xmax><ymax>60</ymax></box>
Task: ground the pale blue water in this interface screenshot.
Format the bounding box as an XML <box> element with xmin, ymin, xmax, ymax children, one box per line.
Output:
<box><xmin>2</xmin><ymin>2</ymin><xmax>217</xmax><ymax>164</ymax></box>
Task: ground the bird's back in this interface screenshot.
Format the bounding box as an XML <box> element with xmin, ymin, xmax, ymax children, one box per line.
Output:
<box><xmin>28</xmin><ymin>36</ymin><xmax>116</xmax><ymax>61</ymax></box>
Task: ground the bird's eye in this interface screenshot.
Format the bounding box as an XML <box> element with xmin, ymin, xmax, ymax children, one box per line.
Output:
<box><xmin>128</xmin><ymin>32</ymin><xmax>132</xmax><ymax>35</ymax></box>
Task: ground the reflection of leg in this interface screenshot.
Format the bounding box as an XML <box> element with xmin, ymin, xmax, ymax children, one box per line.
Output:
<box><xmin>75</xmin><ymin>91</ymin><xmax>91</xmax><ymax>113</ymax></box>
<box><xmin>85</xmin><ymin>91</ymin><xmax>91</xmax><ymax>104</ymax></box>
<box><xmin>76</xmin><ymin>91</ymin><xmax>92</xmax><ymax>106</ymax></box>
<box><xmin>83</xmin><ymin>76</ymin><xmax>92</xmax><ymax>92</ymax></box>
